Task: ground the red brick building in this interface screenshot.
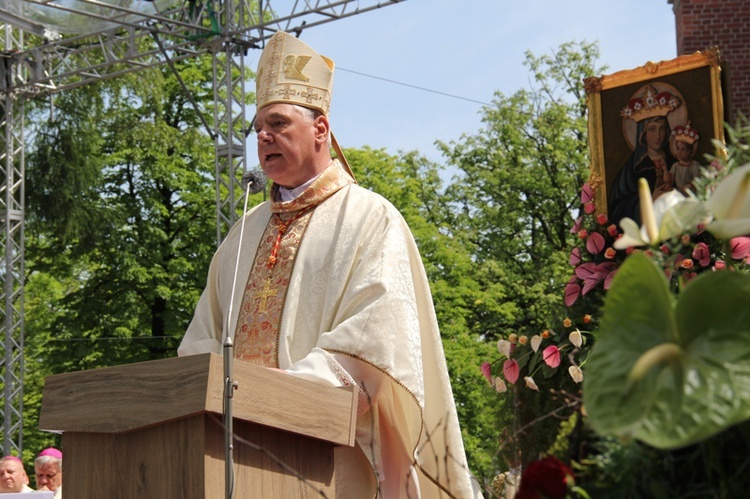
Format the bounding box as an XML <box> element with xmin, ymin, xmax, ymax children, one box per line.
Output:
<box><xmin>669</xmin><ymin>0</ymin><xmax>750</xmax><ymax>123</ymax></box>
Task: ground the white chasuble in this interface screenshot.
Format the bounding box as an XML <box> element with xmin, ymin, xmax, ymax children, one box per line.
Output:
<box><xmin>179</xmin><ymin>159</ymin><xmax>481</xmax><ymax>498</ymax></box>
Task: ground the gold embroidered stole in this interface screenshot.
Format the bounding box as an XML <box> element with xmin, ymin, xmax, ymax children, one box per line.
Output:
<box><xmin>233</xmin><ymin>160</ymin><xmax>354</xmax><ymax>366</ymax></box>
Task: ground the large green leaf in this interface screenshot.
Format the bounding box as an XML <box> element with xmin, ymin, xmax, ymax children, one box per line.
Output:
<box><xmin>583</xmin><ymin>252</ymin><xmax>750</xmax><ymax>449</ymax></box>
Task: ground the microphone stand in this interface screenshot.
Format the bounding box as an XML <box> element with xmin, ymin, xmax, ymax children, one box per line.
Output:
<box><xmin>223</xmin><ymin>336</ymin><xmax>238</xmax><ymax>499</ymax></box>
<box><xmin>223</xmin><ymin>181</ymin><xmax>253</xmax><ymax>499</ymax></box>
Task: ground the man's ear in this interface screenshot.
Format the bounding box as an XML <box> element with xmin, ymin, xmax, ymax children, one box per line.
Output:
<box><xmin>313</xmin><ymin>115</ymin><xmax>330</xmax><ymax>144</ymax></box>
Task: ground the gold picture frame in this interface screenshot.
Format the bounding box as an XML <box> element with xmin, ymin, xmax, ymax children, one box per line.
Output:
<box><xmin>584</xmin><ymin>48</ymin><xmax>725</xmax><ymax>225</ymax></box>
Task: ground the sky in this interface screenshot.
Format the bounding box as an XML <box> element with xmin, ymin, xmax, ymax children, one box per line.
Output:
<box><xmin>257</xmin><ymin>0</ymin><xmax>678</xmax><ymax>165</ymax></box>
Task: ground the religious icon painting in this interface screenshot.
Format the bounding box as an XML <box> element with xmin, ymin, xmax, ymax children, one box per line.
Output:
<box><xmin>583</xmin><ymin>47</ymin><xmax>726</xmax><ymax>225</ymax></box>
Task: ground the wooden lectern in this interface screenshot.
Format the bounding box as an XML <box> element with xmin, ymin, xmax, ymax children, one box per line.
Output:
<box><xmin>39</xmin><ymin>353</ymin><xmax>358</xmax><ymax>498</ymax></box>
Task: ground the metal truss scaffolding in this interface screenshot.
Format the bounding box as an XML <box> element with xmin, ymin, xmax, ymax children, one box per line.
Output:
<box><xmin>1</xmin><ymin>0</ymin><xmax>404</xmax><ymax>456</ymax></box>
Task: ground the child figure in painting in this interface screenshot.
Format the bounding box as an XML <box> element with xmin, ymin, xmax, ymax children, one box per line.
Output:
<box><xmin>669</xmin><ymin>122</ymin><xmax>702</xmax><ymax>194</ymax></box>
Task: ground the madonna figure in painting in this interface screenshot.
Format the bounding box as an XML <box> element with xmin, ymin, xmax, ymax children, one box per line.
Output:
<box><xmin>608</xmin><ymin>84</ymin><xmax>682</xmax><ymax>226</ymax></box>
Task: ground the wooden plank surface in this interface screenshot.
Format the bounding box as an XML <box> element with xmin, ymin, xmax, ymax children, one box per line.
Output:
<box><xmin>39</xmin><ymin>353</ymin><xmax>357</xmax><ymax>446</ymax></box>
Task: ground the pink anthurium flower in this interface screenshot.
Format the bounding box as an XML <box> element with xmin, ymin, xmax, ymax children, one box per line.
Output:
<box><xmin>692</xmin><ymin>242</ymin><xmax>711</xmax><ymax>267</ymax></box>
<box><xmin>543</xmin><ymin>345</ymin><xmax>561</xmax><ymax>368</ymax></box>
<box><xmin>581</xmin><ymin>183</ymin><xmax>594</xmax><ymax>204</ymax></box>
<box><xmin>604</xmin><ymin>269</ymin><xmax>617</xmax><ymax>289</ymax></box>
<box><xmin>564</xmin><ymin>280</ymin><xmax>581</xmax><ymax>307</ymax></box>
<box><xmin>586</xmin><ymin>232</ymin><xmax>606</xmax><ymax>254</ymax></box>
<box><xmin>481</xmin><ymin>361</ymin><xmax>493</xmax><ymax>384</ymax></box>
<box><xmin>731</xmin><ymin>236</ymin><xmax>750</xmax><ymax>260</ymax></box>
<box><xmin>503</xmin><ymin>359</ymin><xmax>520</xmax><ymax>384</ymax></box>
<box><xmin>570</xmin><ymin>216</ymin><xmax>583</xmax><ymax>235</ymax></box>
<box><xmin>569</xmin><ymin>247</ymin><xmax>582</xmax><ymax>266</ymax></box>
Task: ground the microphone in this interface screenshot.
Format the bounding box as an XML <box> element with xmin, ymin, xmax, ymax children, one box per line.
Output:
<box><xmin>241</xmin><ymin>169</ymin><xmax>267</xmax><ymax>194</ymax></box>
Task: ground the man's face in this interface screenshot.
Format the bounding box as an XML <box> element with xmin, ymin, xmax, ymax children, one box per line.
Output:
<box><xmin>35</xmin><ymin>461</ymin><xmax>62</xmax><ymax>491</ymax></box>
<box><xmin>254</xmin><ymin>103</ymin><xmax>327</xmax><ymax>188</ymax></box>
<box><xmin>0</xmin><ymin>459</ymin><xmax>27</xmax><ymax>493</ymax></box>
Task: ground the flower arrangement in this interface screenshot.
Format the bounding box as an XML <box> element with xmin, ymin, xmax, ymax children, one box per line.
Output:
<box><xmin>481</xmin><ymin>180</ymin><xmax>621</xmax><ymax>394</ymax></box>
<box><xmin>583</xmin><ymin>162</ymin><xmax>750</xmax><ymax>450</ymax></box>
<box><xmin>483</xmin><ymin>159</ymin><xmax>750</xmax><ymax>398</ymax></box>
<box><xmin>483</xmin><ymin>156</ymin><xmax>750</xmax><ymax>499</ymax></box>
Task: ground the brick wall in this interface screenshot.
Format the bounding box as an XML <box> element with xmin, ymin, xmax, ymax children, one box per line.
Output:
<box><xmin>669</xmin><ymin>0</ymin><xmax>750</xmax><ymax>123</ymax></box>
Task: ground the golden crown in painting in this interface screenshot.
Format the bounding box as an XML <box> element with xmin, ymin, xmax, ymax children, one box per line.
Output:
<box><xmin>671</xmin><ymin>121</ymin><xmax>700</xmax><ymax>145</ymax></box>
<box><xmin>620</xmin><ymin>84</ymin><xmax>681</xmax><ymax>122</ymax></box>
<box><xmin>256</xmin><ymin>31</ymin><xmax>335</xmax><ymax>116</ymax></box>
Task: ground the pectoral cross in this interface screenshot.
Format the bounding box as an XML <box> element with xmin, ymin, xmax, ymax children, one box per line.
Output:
<box><xmin>254</xmin><ymin>278</ymin><xmax>277</xmax><ymax>313</ymax></box>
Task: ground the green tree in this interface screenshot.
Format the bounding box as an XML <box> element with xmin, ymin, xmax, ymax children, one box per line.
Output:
<box><xmin>21</xmin><ymin>54</ymin><xmax>247</xmax><ymax>451</ymax></box>
<box><xmin>25</xmin><ymin>59</ymin><xmax>220</xmax><ymax>371</ymax></box>
<box><xmin>438</xmin><ymin>41</ymin><xmax>605</xmax><ymax>469</ymax></box>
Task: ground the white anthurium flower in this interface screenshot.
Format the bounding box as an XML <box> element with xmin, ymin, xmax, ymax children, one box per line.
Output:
<box><xmin>494</xmin><ymin>377</ymin><xmax>507</xmax><ymax>393</ymax></box>
<box><xmin>524</xmin><ymin>376</ymin><xmax>539</xmax><ymax>391</ymax></box>
<box><xmin>569</xmin><ymin>329</ymin><xmax>583</xmax><ymax>348</ymax></box>
<box><xmin>568</xmin><ymin>365</ymin><xmax>584</xmax><ymax>383</ymax></box>
<box><xmin>705</xmin><ymin>162</ymin><xmax>750</xmax><ymax>239</ymax></box>
<box><xmin>497</xmin><ymin>339</ymin><xmax>512</xmax><ymax>358</ymax></box>
<box><xmin>614</xmin><ymin>179</ymin><xmax>709</xmax><ymax>249</ymax></box>
<box><xmin>530</xmin><ymin>334</ymin><xmax>542</xmax><ymax>352</ymax></box>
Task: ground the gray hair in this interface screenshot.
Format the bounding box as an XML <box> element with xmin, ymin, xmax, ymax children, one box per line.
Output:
<box><xmin>293</xmin><ymin>105</ymin><xmax>331</xmax><ymax>148</ymax></box>
<box><xmin>34</xmin><ymin>455</ymin><xmax>61</xmax><ymax>468</ymax></box>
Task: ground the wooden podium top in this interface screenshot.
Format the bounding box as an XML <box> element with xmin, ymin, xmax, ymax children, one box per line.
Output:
<box><xmin>39</xmin><ymin>353</ymin><xmax>358</xmax><ymax>447</ymax></box>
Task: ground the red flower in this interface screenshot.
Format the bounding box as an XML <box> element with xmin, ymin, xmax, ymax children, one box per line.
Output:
<box><xmin>731</xmin><ymin>237</ymin><xmax>750</xmax><ymax>260</ymax></box>
<box><xmin>570</xmin><ymin>216</ymin><xmax>583</xmax><ymax>235</ymax></box>
<box><xmin>596</xmin><ymin>213</ymin><xmax>608</xmax><ymax>225</ymax></box>
<box><xmin>603</xmin><ymin>268</ymin><xmax>617</xmax><ymax>290</ymax></box>
<box><xmin>569</xmin><ymin>247</ymin><xmax>582</xmax><ymax>266</ymax></box>
<box><xmin>583</xmin><ymin>201</ymin><xmax>595</xmax><ymax>214</ymax></box>
<box><xmin>503</xmin><ymin>359</ymin><xmax>520</xmax><ymax>384</ymax></box>
<box><xmin>564</xmin><ymin>281</ymin><xmax>581</xmax><ymax>306</ymax></box>
<box><xmin>516</xmin><ymin>456</ymin><xmax>573</xmax><ymax>499</ymax></box>
<box><xmin>581</xmin><ymin>183</ymin><xmax>594</xmax><ymax>204</ymax></box>
<box><xmin>586</xmin><ymin>232</ymin><xmax>605</xmax><ymax>254</ymax></box>
<box><xmin>607</xmin><ymin>224</ymin><xmax>619</xmax><ymax>237</ymax></box>
<box><xmin>481</xmin><ymin>362</ymin><xmax>493</xmax><ymax>384</ymax></box>
<box><xmin>692</xmin><ymin>242</ymin><xmax>711</xmax><ymax>267</ymax></box>
<box><xmin>543</xmin><ymin>345</ymin><xmax>561</xmax><ymax>368</ymax></box>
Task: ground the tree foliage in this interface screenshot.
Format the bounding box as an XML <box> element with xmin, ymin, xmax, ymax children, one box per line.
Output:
<box><xmin>435</xmin><ymin>41</ymin><xmax>605</xmax><ymax>476</ymax></box>
<box><xmin>21</xmin><ymin>55</ymin><xmax>232</xmax><ymax>455</ymax></box>
<box><xmin>438</xmin><ymin>41</ymin><xmax>602</xmax><ymax>340</ymax></box>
